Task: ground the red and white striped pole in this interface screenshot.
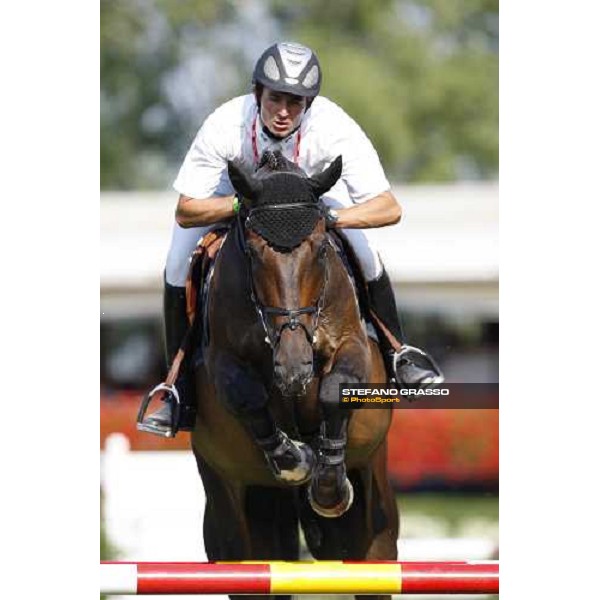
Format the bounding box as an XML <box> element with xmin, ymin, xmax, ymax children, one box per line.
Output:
<box><xmin>101</xmin><ymin>560</ymin><xmax>499</xmax><ymax>595</ymax></box>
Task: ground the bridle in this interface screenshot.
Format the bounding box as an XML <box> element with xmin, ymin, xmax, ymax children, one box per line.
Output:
<box><xmin>236</xmin><ymin>205</ymin><xmax>331</xmax><ymax>352</ymax></box>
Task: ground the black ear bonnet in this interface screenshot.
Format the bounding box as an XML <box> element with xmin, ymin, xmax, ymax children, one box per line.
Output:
<box><xmin>228</xmin><ymin>151</ymin><xmax>342</xmax><ymax>250</ymax></box>
<box><xmin>245</xmin><ymin>172</ymin><xmax>321</xmax><ymax>250</ymax></box>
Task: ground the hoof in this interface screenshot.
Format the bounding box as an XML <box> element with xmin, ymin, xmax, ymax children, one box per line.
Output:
<box><xmin>308</xmin><ymin>476</ymin><xmax>354</xmax><ymax>518</ymax></box>
<box><xmin>268</xmin><ymin>439</ymin><xmax>316</xmax><ymax>486</ymax></box>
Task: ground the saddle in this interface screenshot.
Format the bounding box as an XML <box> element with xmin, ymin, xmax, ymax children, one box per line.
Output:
<box><xmin>185</xmin><ymin>227</ymin><xmax>229</xmax><ymax>347</ymax></box>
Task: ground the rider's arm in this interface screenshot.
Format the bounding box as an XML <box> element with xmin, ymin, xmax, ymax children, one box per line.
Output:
<box><xmin>331</xmin><ymin>190</ymin><xmax>401</xmax><ymax>229</ymax></box>
<box><xmin>176</xmin><ymin>193</ymin><xmax>236</xmax><ymax>228</ymax></box>
<box><xmin>173</xmin><ymin>101</ymin><xmax>244</xmax><ymax>227</ymax></box>
<box><xmin>322</xmin><ymin>104</ymin><xmax>401</xmax><ymax>229</ymax></box>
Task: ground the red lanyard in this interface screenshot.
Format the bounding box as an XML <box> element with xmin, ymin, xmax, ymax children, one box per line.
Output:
<box><xmin>251</xmin><ymin>113</ymin><xmax>302</xmax><ymax>166</ymax></box>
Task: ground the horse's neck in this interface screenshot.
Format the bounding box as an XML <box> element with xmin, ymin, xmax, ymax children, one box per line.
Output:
<box><xmin>322</xmin><ymin>242</ymin><xmax>364</xmax><ymax>328</ymax></box>
<box><xmin>205</xmin><ymin>231</ymin><xmax>244</xmax><ymax>331</ymax></box>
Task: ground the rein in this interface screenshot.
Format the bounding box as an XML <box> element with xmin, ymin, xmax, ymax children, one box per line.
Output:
<box><xmin>236</xmin><ymin>209</ymin><xmax>330</xmax><ymax>351</ymax></box>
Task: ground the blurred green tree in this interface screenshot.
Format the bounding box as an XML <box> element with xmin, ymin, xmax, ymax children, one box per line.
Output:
<box><xmin>272</xmin><ymin>0</ymin><xmax>498</xmax><ymax>181</ymax></box>
<box><xmin>101</xmin><ymin>0</ymin><xmax>251</xmax><ymax>189</ymax></box>
<box><xmin>101</xmin><ymin>0</ymin><xmax>497</xmax><ymax>189</ymax></box>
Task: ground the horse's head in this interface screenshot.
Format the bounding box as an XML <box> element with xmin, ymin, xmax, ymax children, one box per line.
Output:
<box><xmin>228</xmin><ymin>151</ymin><xmax>342</xmax><ymax>396</ymax></box>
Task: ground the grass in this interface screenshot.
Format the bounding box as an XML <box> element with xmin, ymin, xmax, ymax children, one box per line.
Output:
<box><xmin>398</xmin><ymin>491</ymin><xmax>499</xmax><ymax>537</ymax></box>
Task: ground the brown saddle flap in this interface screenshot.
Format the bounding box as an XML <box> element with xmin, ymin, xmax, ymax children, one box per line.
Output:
<box><xmin>185</xmin><ymin>228</ymin><xmax>228</xmax><ymax>325</ymax></box>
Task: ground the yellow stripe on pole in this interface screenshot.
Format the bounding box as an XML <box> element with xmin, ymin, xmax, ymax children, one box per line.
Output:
<box><xmin>270</xmin><ymin>561</ymin><xmax>402</xmax><ymax>594</ymax></box>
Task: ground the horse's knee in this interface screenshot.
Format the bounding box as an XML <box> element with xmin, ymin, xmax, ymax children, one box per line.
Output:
<box><xmin>319</xmin><ymin>371</ymin><xmax>360</xmax><ymax>411</ymax></box>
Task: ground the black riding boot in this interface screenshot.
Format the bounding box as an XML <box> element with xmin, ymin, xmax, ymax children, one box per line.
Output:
<box><xmin>137</xmin><ymin>281</ymin><xmax>197</xmax><ymax>437</ymax></box>
<box><xmin>368</xmin><ymin>268</ymin><xmax>444</xmax><ymax>387</ymax></box>
<box><xmin>246</xmin><ymin>407</ymin><xmax>315</xmax><ymax>485</ymax></box>
<box><xmin>308</xmin><ymin>414</ymin><xmax>353</xmax><ymax>518</ymax></box>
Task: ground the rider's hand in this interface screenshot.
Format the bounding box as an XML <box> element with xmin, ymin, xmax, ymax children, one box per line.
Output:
<box><xmin>324</xmin><ymin>207</ymin><xmax>339</xmax><ymax>229</ymax></box>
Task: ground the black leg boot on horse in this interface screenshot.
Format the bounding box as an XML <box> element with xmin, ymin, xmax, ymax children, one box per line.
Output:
<box><xmin>308</xmin><ymin>411</ymin><xmax>353</xmax><ymax>518</ymax></box>
<box><xmin>368</xmin><ymin>268</ymin><xmax>444</xmax><ymax>387</ymax></box>
<box><xmin>137</xmin><ymin>281</ymin><xmax>197</xmax><ymax>437</ymax></box>
<box><xmin>245</xmin><ymin>406</ymin><xmax>315</xmax><ymax>485</ymax></box>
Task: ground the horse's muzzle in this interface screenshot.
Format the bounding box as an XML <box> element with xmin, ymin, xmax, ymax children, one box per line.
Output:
<box><xmin>273</xmin><ymin>361</ymin><xmax>313</xmax><ymax>396</ymax></box>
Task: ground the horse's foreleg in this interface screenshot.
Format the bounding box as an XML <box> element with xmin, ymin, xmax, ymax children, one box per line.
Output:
<box><xmin>318</xmin><ymin>343</ymin><xmax>366</xmax><ymax>433</ymax></box>
<box><xmin>309</xmin><ymin>341</ymin><xmax>368</xmax><ymax>517</ymax></box>
<box><xmin>213</xmin><ymin>354</ymin><xmax>273</xmax><ymax>435</ymax></box>
<box><xmin>213</xmin><ymin>354</ymin><xmax>290</xmax><ymax>469</ymax></box>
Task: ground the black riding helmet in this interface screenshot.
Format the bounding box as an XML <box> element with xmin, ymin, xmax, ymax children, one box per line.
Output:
<box><xmin>252</xmin><ymin>42</ymin><xmax>322</xmax><ymax>99</ymax></box>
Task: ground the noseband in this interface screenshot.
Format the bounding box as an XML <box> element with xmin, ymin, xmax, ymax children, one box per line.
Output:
<box><xmin>236</xmin><ymin>205</ymin><xmax>330</xmax><ymax>352</ymax></box>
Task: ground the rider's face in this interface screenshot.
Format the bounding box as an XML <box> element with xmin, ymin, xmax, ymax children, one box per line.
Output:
<box><xmin>260</xmin><ymin>88</ymin><xmax>307</xmax><ymax>138</ymax></box>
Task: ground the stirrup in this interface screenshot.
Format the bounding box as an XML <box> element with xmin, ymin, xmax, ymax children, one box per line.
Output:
<box><xmin>136</xmin><ymin>383</ymin><xmax>181</xmax><ymax>438</ymax></box>
<box><xmin>393</xmin><ymin>345</ymin><xmax>445</xmax><ymax>388</ymax></box>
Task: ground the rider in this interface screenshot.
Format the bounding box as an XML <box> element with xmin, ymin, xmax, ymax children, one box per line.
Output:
<box><xmin>139</xmin><ymin>42</ymin><xmax>443</xmax><ymax>439</ymax></box>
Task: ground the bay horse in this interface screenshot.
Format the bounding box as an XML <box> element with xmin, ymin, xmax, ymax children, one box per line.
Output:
<box><xmin>190</xmin><ymin>151</ymin><xmax>398</xmax><ymax>600</ymax></box>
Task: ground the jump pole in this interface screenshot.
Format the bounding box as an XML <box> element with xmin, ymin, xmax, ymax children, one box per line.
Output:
<box><xmin>101</xmin><ymin>560</ymin><xmax>499</xmax><ymax>595</ymax></box>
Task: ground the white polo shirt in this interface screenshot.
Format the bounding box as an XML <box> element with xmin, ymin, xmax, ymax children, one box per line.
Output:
<box><xmin>173</xmin><ymin>94</ymin><xmax>390</xmax><ymax>207</ymax></box>
<box><xmin>166</xmin><ymin>94</ymin><xmax>388</xmax><ymax>286</ymax></box>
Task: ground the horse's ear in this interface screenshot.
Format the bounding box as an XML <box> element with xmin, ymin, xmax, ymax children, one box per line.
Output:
<box><xmin>308</xmin><ymin>155</ymin><xmax>343</xmax><ymax>199</ymax></box>
<box><xmin>227</xmin><ymin>161</ymin><xmax>263</xmax><ymax>201</ymax></box>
